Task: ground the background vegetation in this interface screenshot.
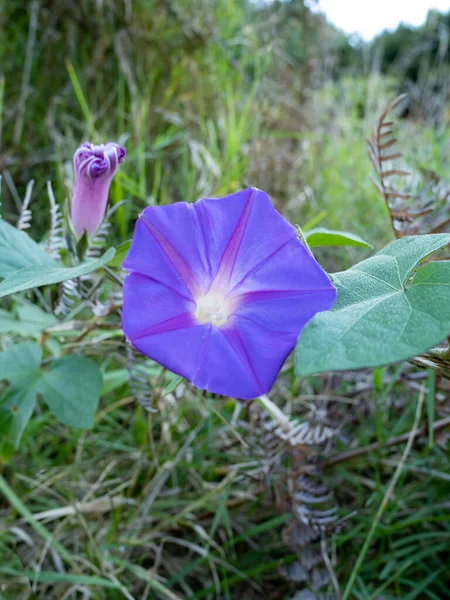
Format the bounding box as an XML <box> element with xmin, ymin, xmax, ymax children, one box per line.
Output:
<box><xmin>1</xmin><ymin>1</ymin><xmax>450</xmax><ymax>598</ymax></box>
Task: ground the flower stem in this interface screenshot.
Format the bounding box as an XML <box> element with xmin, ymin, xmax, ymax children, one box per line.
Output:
<box><xmin>255</xmin><ymin>395</ymin><xmax>290</xmax><ymax>431</ymax></box>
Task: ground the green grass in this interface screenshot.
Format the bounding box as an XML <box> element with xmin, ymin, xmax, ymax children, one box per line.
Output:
<box><xmin>2</xmin><ymin>362</ymin><xmax>450</xmax><ymax>598</ymax></box>
<box><xmin>2</xmin><ymin>2</ymin><xmax>450</xmax><ymax>599</ymax></box>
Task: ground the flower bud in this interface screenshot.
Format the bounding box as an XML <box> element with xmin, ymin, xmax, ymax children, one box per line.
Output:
<box><xmin>71</xmin><ymin>142</ymin><xmax>126</xmax><ymax>237</ymax></box>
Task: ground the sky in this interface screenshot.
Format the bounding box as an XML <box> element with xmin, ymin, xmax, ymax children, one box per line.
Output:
<box><xmin>310</xmin><ymin>0</ymin><xmax>450</xmax><ymax>41</ymax></box>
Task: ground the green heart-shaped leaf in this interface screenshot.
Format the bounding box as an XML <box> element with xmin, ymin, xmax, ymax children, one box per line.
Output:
<box><xmin>39</xmin><ymin>356</ymin><xmax>103</xmax><ymax>429</ymax></box>
<box><xmin>0</xmin><ymin>343</ymin><xmax>103</xmax><ymax>447</ymax></box>
<box><xmin>0</xmin><ymin>341</ymin><xmax>42</xmax><ymax>387</ymax></box>
<box><xmin>295</xmin><ymin>234</ymin><xmax>450</xmax><ymax>376</ymax></box>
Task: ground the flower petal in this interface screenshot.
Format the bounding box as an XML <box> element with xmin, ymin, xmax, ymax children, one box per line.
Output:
<box><xmin>227</xmin><ymin>236</ymin><xmax>334</xmax><ymax>297</ymax></box>
<box><xmin>122</xmin><ymin>216</ymin><xmax>198</xmax><ymax>300</ymax></box>
<box><xmin>192</xmin><ymin>325</ymin><xmax>266</xmax><ymax>399</ymax></box>
<box><xmin>197</xmin><ymin>285</ymin><xmax>336</xmax><ymax>400</ymax></box>
<box><xmin>233</xmin><ymin>290</ymin><xmax>336</xmax><ymax>334</ymax></box>
<box><xmin>123</xmin><ymin>274</ymin><xmax>280</xmax><ymax>399</ymax></box>
<box><xmin>122</xmin><ymin>273</ymin><xmax>197</xmax><ymax>341</ymax></box>
<box><xmin>124</xmin><ymin>189</ymin><xmax>277</xmax><ymax>298</ymax></box>
<box><xmin>212</xmin><ymin>188</ymin><xmax>297</xmax><ymax>294</ymax></box>
<box><xmin>221</xmin><ymin>317</ymin><xmax>296</xmax><ymax>398</ymax></box>
<box><xmin>123</xmin><ymin>273</ymin><xmax>212</xmax><ymax>379</ymax></box>
<box><xmin>71</xmin><ymin>176</ymin><xmax>112</xmax><ymax>237</ymax></box>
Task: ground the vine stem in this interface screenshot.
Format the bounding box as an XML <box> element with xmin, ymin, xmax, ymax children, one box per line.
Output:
<box><xmin>254</xmin><ymin>395</ymin><xmax>291</xmax><ymax>431</ymax></box>
<box><xmin>341</xmin><ymin>386</ymin><xmax>425</xmax><ymax>600</ymax></box>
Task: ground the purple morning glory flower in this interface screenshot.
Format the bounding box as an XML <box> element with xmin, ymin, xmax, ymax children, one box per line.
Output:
<box><xmin>122</xmin><ymin>188</ymin><xmax>336</xmax><ymax>399</ymax></box>
<box><xmin>71</xmin><ymin>142</ymin><xmax>126</xmax><ymax>237</ymax></box>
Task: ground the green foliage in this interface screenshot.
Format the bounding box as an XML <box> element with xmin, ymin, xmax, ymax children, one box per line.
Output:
<box><xmin>0</xmin><ymin>408</ymin><xmax>13</xmax><ymax>438</ymax></box>
<box><xmin>0</xmin><ymin>440</ymin><xmax>16</xmax><ymax>463</ymax></box>
<box><xmin>107</xmin><ymin>240</ymin><xmax>131</xmax><ymax>268</ymax></box>
<box><xmin>373</xmin><ymin>10</ymin><xmax>450</xmax><ymax>81</ymax></box>
<box><xmin>0</xmin><ymin>342</ymin><xmax>102</xmax><ymax>449</ymax></box>
<box><xmin>0</xmin><ymin>215</ymin><xmax>55</xmax><ymax>277</ymax></box>
<box><xmin>0</xmin><ymin>387</ymin><xmax>38</xmax><ymax>448</ymax></box>
<box><xmin>0</xmin><ymin>343</ymin><xmax>42</xmax><ymax>447</ymax></box>
<box><xmin>101</xmin><ymin>369</ymin><xmax>129</xmax><ymax>396</ymax></box>
<box><xmin>38</xmin><ymin>356</ymin><xmax>102</xmax><ymax>429</ymax></box>
<box><xmin>0</xmin><ymin>248</ymin><xmax>115</xmax><ymax>298</ymax></box>
<box><xmin>75</xmin><ymin>230</ymin><xmax>89</xmax><ymax>261</ymax></box>
<box><xmin>296</xmin><ymin>234</ymin><xmax>450</xmax><ymax>376</ymax></box>
<box><xmin>0</xmin><ymin>340</ymin><xmax>42</xmax><ymax>387</ymax></box>
<box><xmin>0</xmin><ymin>304</ymin><xmax>60</xmax><ymax>357</ymax></box>
<box><xmin>305</xmin><ymin>227</ymin><xmax>372</xmax><ymax>249</ymax></box>
<box><xmin>1</xmin><ymin>0</ymin><xmax>264</xmax><ymax>237</ymax></box>
<box><xmin>0</xmin><ymin>219</ymin><xmax>115</xmax><ymax>298</ymax></box>
<box><xmin>165</xmin><ymin>374</ymin><xmax>184</xmax><ymax>397</ymax></box>
<box><xmin>0</xmin><ymin>303</ymin><xmax>57</xmax><ymax>337</ymax></box>
<box><xmin>2</xmin><ymin>1</ymin><xmax>450</xmax><ymax>598</ymax></box>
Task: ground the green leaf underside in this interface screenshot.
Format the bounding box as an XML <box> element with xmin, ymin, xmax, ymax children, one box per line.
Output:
<box><xmin>305</xmin><ymin>227</ymin><xmax>372</xmax><ymax>248</ymax></box>
<box><xmin>295</xmin><ymin>234</ymin><xmax>450</xmax><ymax>376</ymax></box>
<box><xmin>0</xmin><ymin>218</ymin><xmax>55</xmax><ymax>277</ymax></box>
<box><xmin>0</xmin><ymin>247</ymin><xmax>115</xmax><ymax>298</ymax></box>
<box><xmin>0</xmin><ymin>343</ymin><xmax>102</xmax><ymax>446</ymax></box>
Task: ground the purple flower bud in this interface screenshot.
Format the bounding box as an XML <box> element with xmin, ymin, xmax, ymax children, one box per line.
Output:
<box><xmin>71</xmin><ymin>142</ymin><xmax>126</xmax><ymax>237</ymax></box>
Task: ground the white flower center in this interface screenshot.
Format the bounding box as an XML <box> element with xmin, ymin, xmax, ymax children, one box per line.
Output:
<box><xmin>195</xmin><ymin>292</ymin><xmax>234</xmax><ymax>327</ymax></box>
